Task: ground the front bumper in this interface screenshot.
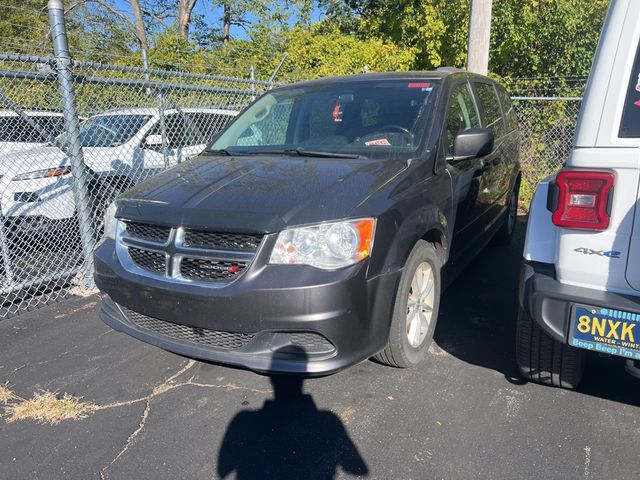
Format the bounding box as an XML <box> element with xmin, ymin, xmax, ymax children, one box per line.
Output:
<box><xmin>519</xmin><ymin>261</ymin><xmax>640</xmax><ymax>343</ymax></box>
<box><xmin>95</xmin><ymin>239</ymin><xmax>400</xmax><ymax>375</ymax></box>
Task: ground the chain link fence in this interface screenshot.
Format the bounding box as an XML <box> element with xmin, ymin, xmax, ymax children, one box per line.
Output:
<box><xmin>0</xmin><ymin>4</ymin><xmax>271</xmax><ymax>316</ymax></box>
<box><xmin>512</xmin><ymin>96</ymin><xmax>582</xmax><ymax>207</ymax></box>
<box><xmin>0</xmin><ymin>5</ymin><xmax>585</xmax><ymax>317</ymax></box>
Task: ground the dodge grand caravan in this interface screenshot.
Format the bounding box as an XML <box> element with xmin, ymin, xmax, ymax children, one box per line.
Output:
<box><xmin>94</xmin><ymin>70</ymin><xmax>521</xmax><ymax>375</ymax></box>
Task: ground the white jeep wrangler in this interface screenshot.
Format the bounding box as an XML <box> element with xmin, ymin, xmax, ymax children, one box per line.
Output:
<box><xmin>518</xmin><ymin>0</ymin><xmax>640</xmax><ymax>388</ymax></box>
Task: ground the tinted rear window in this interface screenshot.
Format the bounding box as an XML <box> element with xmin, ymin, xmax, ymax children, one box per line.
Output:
<box><xmin>619</xmin><ymin>41</ymin><xmax>640</xmax><ymax>138</ymax></box>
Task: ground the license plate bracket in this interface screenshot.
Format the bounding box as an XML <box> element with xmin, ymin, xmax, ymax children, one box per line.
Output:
<box><xmin>569</xmin><ymin>304</ymin><xmax>640</xmax><ymax>360</ymax></box>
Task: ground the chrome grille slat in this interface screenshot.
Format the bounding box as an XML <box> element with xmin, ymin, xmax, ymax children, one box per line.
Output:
<box><xmin>116</xmin><ymin>220</ymin><xmax>262</xmax><ymax>286</ymax></box>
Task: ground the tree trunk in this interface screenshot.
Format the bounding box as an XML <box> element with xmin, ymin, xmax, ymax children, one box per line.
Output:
<box><xmin>177</xmin><ymin>0</ymin><xmax>197</xmax><ymax>38</ymax></box>
<box><xmin>222</xmin><ymin>0</ymin><xmax>231</xmax><ymax>44</ymax></box>
<box><xmin>128</xmin><ymin>0</ymin><xmax>148</xmax><ymax>51</ymax></box>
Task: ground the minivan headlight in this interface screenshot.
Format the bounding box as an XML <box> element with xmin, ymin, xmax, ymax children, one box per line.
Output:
<box><xmin>103</xmin><ymin>202</ymin><xmax>118</xmax><ymax>240</ymax></box>
<box><xmin>269</xmin><ymin>218</ymin><xmax>376</xmax><ymax>269</ymax></box>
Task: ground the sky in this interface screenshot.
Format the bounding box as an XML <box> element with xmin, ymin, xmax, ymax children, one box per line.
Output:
<box><xmin>111</xmin><ymin>0</ymin><xmax>324</xmax><ymax>42</ymax></box>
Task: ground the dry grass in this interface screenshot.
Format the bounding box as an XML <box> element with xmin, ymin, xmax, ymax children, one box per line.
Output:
<box><xmin>5</xmin><ymin>391</ymin><xmax>96</xmax><ymax>425</ymax></box>
<box><xmin>0</xmin><ymin>383</ymin><xmax>17</xmax><ymax>404</ymax></box>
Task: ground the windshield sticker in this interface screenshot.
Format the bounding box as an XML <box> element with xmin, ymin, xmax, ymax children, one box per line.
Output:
<box><xmin>365</xmin><ymin>138</ymin><xmax>391</xmax><ymax>146</ymax></box>
<box><xmin>332</xmin><ymin>104</ymin><xmax>343</xmax><ymax>123</ymax></box>
<box><xmin>636</xmin><ymin>72</ymin><xmax>640</xmax><ymax>92</ymax></box>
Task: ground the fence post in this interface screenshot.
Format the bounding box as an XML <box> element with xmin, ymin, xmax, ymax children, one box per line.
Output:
<box><xmin>157</xmin><ymin>93</ymin><xmax>169</xmax><ymax>169</ymax></box>
<box><xmin>250</xmin><ymin>65</ymin><xmax>256</xmax><ymax>101</ymax></box>
<box><xmin>48</xmin><ymin>0</ymin><xmax>96</xmax><ymax>288</ymax></box>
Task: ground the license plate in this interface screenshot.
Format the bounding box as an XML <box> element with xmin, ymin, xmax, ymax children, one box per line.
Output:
<box><xmin>570</xmin><ymin>305</ymin><xmax>640</xmax><ymax>359</ymax></box>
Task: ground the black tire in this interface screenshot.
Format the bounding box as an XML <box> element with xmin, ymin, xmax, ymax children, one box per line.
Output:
<box><xmin>374</xmin><ymin>240</ymin><xmax>442</xmax><ymax>368</ymax></box>
<box><xmin>493</xmin><ymin>184</ymin><xmax>519</xmax><ymax>246</ymax></box>
<box><xmin>515</xmin><ymin>306</ymin><xmax>585</xmax><ymax>389</ymax></box>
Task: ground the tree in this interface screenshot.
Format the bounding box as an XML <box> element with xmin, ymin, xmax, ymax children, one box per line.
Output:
<box><xmin>329</xmin><ymin>0</ymin><xmax>609</xmax><ymax>80</ymax></box>
<box><xmin>129</xmin><ymin>0</ymin><xmax>149</xmax><ymax>51</ymax></box>
<box><xmin>490</xmin><ymin>0</ymin><xmax>609</xmax><ymax>80</ymax></box>
<box><xmin>176</xmin><ymin>0</ymin><xmax>198</xmax><ymax>38</ymax></box>
<box><xmin>210</xmin><ymin>0</ymin><xmax>258</xmax><ymax>44</ymax></box>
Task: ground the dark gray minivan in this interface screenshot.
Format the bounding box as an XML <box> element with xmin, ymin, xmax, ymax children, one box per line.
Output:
<box><xmin>94</xmin><ymin>69</ymin><xmax>521</xmax><ymax>375</ymax></box>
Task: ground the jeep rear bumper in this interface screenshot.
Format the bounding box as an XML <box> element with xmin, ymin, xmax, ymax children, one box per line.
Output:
<box><xmin>519</xmin><ymin>261</ymin><xmax>640</xmax><ymax>343</ymax></box>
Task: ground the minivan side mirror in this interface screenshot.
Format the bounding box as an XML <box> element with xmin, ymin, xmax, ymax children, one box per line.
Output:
<box><xmin>451</xmin><ymin>128</ymin><xmax>494</xmax><ymax>161</ymax></box>
<box><xmin>144</xmin><ymin>134</ymin><xmax>164</xmax><ymax>148</ymax></box>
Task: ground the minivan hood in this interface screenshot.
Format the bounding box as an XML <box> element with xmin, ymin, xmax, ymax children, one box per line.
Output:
<box><xmin>117</xmin><ymin>154</ymin><xmax>406</xmax><ymax>232</ymax></box>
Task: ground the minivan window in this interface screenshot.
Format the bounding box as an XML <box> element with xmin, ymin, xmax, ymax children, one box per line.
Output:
<box><xmin>445</xmin><ymin>83</ymin><xmax>480</xmax><ymax>153</ymax></box>
<box><xmin>619</xmin><ymin>41</ymin><xmax>640</xmax><ymax>138</ymax></box>
<box><xmin>496</xmin><ymin>86</ymin><xmax>518</xmax><ymax>132</ymax></box>
<box><xmin>210</xmin><ymin>80</ymin><xmax>440</xmax><ymax>159</ymax></box>
<box><xmin>475</xmin><ymin>83</ymin><xmax>506</xmax><ymax>138</ymax></box>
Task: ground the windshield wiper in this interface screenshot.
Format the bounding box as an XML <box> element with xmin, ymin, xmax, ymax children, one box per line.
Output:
<box><xmin>287</xmin><ymin>148</ymin><xmax>362</xmax><ymax>159</ymax></box>
<box><xmin>242</xmin><ymin>148</ymin><xmax>361</xmax><ymax>159</ymax></box>
<box><xmin>204</xmin><ymin>148</ymin><xmax>245</xmax><ymax>156</ymax></box>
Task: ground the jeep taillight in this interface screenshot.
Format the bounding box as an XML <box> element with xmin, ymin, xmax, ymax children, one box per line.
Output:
<box><xmin>551</xmin><ymin>170</ymin><xmax>614</xmax><ymax>230</ymax></box>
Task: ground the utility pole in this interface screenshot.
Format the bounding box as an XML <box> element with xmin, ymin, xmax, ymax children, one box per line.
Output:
<box><xmin>467</xmin><ymin>0</ymin><xmax>493</xmax><ymax>75</ymax></box>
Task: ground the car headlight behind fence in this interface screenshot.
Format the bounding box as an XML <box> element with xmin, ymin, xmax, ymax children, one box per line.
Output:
<box><xmin>103</xmin><ymin>202</ymin><xmax>118</xmax><ymax>240</ymax></box>
<box><xmin>269</xmin><ymin>218</ymin><xmax>376</xmax><ymax>269</ymax></box>
<box><xmin>12</xmin><ymin>166</ymin><xmax>71</xmax><ymax>181</ymax></box>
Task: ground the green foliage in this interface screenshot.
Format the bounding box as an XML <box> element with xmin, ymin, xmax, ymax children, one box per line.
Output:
<box><xmin>329</xmin><ymin>0</ymin><xmax>608</xmax><ymax>81</ymax></box>
<box><xmin>283</xmin><ymin>24</ymin><xmax>414</xmax><ymax>79</ymax></box>
<box><xmin>354</xmin><ymin>0</ymin><xmax>470</xmax><ymax>70</ymax></box>
<box><xmin>491</xmin><ymin>0</ymin><xmax>609</xmax><ymax>80</ymax></box>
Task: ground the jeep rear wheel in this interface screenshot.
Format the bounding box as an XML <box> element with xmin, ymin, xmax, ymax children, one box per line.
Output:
<box><xmin>515</xmin><ymin>306</ymin><xmax>585</xmax><ymax>389</ymax></box>
<box><xmin>374</xmin><ymin>240</ymin><xmax>442</xmax><ymax>368</ymax></box>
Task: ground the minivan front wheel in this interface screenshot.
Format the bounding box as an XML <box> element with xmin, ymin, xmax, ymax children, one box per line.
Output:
<box><xmin>375</xmin><ymin>240</ymin><xmax>442</xmax><ymax>368</ymax></box>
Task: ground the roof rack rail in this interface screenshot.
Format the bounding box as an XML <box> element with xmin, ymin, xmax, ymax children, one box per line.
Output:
<box><xmin>436</xmin><ymin>67</ymin><xmax>465</xmax><ymax>73</ymax></box>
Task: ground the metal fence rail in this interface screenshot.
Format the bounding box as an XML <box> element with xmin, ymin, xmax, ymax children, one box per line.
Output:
<box><xmin>511</xmin><ymin>96</ymin><xmax>582</xmax><ymax>205</ymax></box>
<box><xmin>0</xmin><ymin>3</ymin><xmax>584</xmax><ymax>317</ymax></box>
<box><xmin>0</xmin><ymin>4</ymin><xmax>268</xmax><ymax>316</ymax></box>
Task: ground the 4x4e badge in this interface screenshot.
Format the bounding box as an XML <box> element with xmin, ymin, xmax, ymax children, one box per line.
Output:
<box><xmin>574</xmin><ymin>248</ymin><xmax>621</xmax><ymax>259</ymax></box>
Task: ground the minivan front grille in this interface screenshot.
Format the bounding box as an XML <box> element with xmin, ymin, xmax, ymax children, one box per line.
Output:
<box><xmin>124</xmin><ymin>221</ymin><xmax>171</xmax><ymax>244</ymax></box>
<box><xmin>179</xmin><ymin>258</ymin><xmax>247</xmax><ymax>282</ymax></box>
<box><xmin>116</xmin><ymin>221</ymin><xmax>262</xmax><ymax>286</ymax></box>
<box><xmin>129</xmin><ymin>247</ymin><xmax>166</xmax><ymax>275</ymax></box>
<box><xmin>123</xmin><ymin>307</ymin><xmax>255</xmax><ymax>349</ymax></box>
<box><xmin>183</xmin><ymin>231</ymin><xmax>262</xmax><ymax>251</ymax></box>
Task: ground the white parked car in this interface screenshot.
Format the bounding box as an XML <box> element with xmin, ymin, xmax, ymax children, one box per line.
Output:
<box><xmin>0</xmin><ymin>110</ymin><xmax>66</xmax><ymax>154</ymax></box>
<box><xmin>0</xmin><ymin>107</ymin><xmax>237</xmax><ymax>231</ymax></box>
<box><xmin>519</xmin><ymin>0</ymin><xmax>640</xmax><ymax>388</ymax></box>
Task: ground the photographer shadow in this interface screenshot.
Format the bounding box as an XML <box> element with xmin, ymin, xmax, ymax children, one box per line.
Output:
<box><xmin>217</xmin><ymin>347</ymin><xmax>369</xmax><ymax>480</ymax></box>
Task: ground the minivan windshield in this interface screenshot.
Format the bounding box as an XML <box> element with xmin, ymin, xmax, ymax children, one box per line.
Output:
<box><xmin>209</xmin><ymin>80</ymin><xmax>440</xmax><ymax>159</ymax></box>
<box><xmin>56</xmin><ymin>114</ymin><xmax>151</xmax><ymax>148</ymax></box>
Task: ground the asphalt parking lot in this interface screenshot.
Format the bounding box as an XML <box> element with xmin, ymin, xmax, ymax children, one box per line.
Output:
<box><xmin>1</xmin><ymin>218</ymin><xmax>639</xmax><ymax>480</ymax></box>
